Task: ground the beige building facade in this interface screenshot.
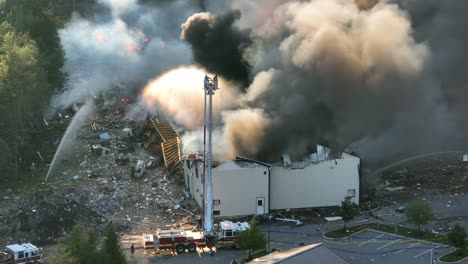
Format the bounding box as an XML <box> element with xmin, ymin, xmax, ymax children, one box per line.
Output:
<box><xmin>270</xmin><ymin>153</ymin><xmax>360</xmax><ymax>210</ymax></box>
<box><xmin>182</xmin><ymin>146</ymin><xmax>360</xmax><ymax>218</ymax></box>
<box><xmin>183</xmin><ymin>156</ymin><xmax>270</xmax><ymax>217</ymax></box>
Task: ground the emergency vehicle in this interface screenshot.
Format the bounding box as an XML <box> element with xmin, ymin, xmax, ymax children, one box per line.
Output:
<box><xmin>0</xmin><ymin>243</ymin><xmax>41</xmax><ymax>264</ymax></box>
<box><xmin>143</xmin><ymin>220</ymin><xmax>249</xmax><ymax>254</ymax></box>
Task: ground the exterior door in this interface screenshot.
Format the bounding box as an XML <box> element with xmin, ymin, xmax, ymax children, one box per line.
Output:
<box><xmin>256</xmin><ymin>197</ymin><xmax>265</xmax><ymax>215</ymax></box>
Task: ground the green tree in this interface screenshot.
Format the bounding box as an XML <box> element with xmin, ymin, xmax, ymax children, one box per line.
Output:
<box><xmin>1</xmin><ymin>0</ymin><xmax>65</xmax><ymax>89</ymax></box>
<box><xmin>101</xmin><ymin>226</ymin><xmax>127</xmax><ymax>264</ymax></box>
<box><xmin>0</xmin><ymin>21</ymin><xmax>49</xmax><ymax>183</ymax></box>
<box><xmin>0</xmin><ymin>0</ymin><xmax>67</xmax><ymax>185</ymax></box>
<box><xmin>49</xmin><ymin>247</ymin><xmax>79</xmax><ymax>264</ymax></box>
<box><xmin>235</xmin><ymin>220</ymin><xmax>267</xmax><ymax>251</ymax></box>
<box><xmin>448</xmin><ymin>224</ymin><xmax>467</xmax><ymax>256</ymax></box>
<box><xmin>50</xmin><ymin>225</ymin><xmax>100</xmax><ymax>264</ymax></box>
<box><xmin>337</xmin><ymin>197</ymin><xmax>359</xmax><ymax>229</ymax></box>
<box><xmin>405</xmin><ymin>200</ymin><xmax>434</xmax><ymax>230</ymax></box>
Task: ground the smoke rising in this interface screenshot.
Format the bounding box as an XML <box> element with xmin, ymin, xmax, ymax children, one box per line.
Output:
<box><xmin>181</xmin><ymin>10</ymin><xmax>252</xmax><ymax>88</ymax></box>
<box><xmin>142</xmin><ymin>66</ymin><xmax>241</xmax><ymax>130</ymax></box>
<box><xmin>54</xmin><ymin>0</ymin><xmax>468</xmax><ymax>165</ymax></box>
<box><xmin>51</xmin><ymin>0</ymin><xmax>199</xmax><ymax>111</ymax></box>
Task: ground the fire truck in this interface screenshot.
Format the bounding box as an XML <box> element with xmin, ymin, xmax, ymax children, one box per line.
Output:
<box><xmin>143</xmin><ymin>220</ymin><xmax>249</xmax><ymax>254</ymax></box>
<box><xmin>0</xmin><ymin>243</ymin><xmax>41</xmax><ymax>264</ymax></box>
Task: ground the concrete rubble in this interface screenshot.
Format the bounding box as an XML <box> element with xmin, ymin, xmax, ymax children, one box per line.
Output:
<box><xmin>0</xmin><ymin>93</ymin><xmax>199</xmax><ymax>247</ymax></box>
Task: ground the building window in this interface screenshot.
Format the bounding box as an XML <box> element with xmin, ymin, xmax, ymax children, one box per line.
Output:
<box><xmin>214</xmin><ymin>210</ymin><xmax>220</xmax><ymax>216</ymax></box>
<box><xmin>24</xmin><ymin>252</ymin><xmax>29</xmax><ymax>258</ymax></box>
<box><xmin>347</xmin><ymin>189</ymin><xmax>356</xmax><ymax>197</ymax></box>
<box><xmin>264</xmin><ymin>171</ymin><xmax>267</xmax><ymax>175</ymax></box>
<box><xmin>18</xmin><ymin>252</ymin><xmax>24</xmax><ymax>259</ymax></box>
<box><xmin>257</xmin><ymin>199</ymin><xmax>263</xmax><ymax>206</ymax></box>
<box><xmin>214</xmin><ymin>199</ymin><xmax>220</xmax><ymax>205</ymax></box>
<box><xmin>225</xmin><ymin>230</ymin><xmax>233</xmax><ymax>237</ymax></box>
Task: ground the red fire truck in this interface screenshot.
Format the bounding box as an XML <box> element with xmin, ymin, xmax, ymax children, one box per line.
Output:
<box><xmin>143</xmin><ymin>220</ymin><xmax>249</xmax><ymax>254</ymax></box>
<box><xmin>0</xmin><ymin>243</ymin><xmax>41</xmax><ymax>264</ymax></box>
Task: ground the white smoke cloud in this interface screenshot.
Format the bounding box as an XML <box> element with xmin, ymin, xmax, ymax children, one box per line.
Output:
<box><xmin>98</xmin><ymin>0</ymin><xmax>138</xmax><ymax>17</ymax></box>
<box><xmin>142</xmin><ymin>66</ymin><xmax>241</xmax><ymax>130</ymax></box>
<box><xmin>52</xmin><ymin>0</ymin><xmax>198</xmax><ymax>112</ymax></box>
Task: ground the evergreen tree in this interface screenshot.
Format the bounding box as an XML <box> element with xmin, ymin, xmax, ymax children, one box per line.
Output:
<box><xmin>101</xmin><ymin>226</ymin><xmax>127</xmax><ymax>264</ymax></box>
<box><xmin>448</xmin><ymin>224</ymin><xmax>467</xmax><ymax>256</ymax></box>
<box><xmin>50</xmin><ymin>225</ymin><xmax>99</xmax><ymax>264</ymax></box>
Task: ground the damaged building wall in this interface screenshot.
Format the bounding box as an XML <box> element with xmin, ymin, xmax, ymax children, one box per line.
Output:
<box><xmin>182</xmin><ymin>156</ymin><xmax>204</xmax><ymax>207</ymax></box>
<box><xmin>147</xmin><ymin>116</ymin><xmax>181</xmax><ymax>172</ymax></box>
<box><xmin>183</xmin><ymin>151</ymin><xmax>359</xmax><ymax>218</ymax></box>
<box><xmin>270</xmin><ymin>153</ymin><xmax>360</xmax><ymax>210</ymax></box>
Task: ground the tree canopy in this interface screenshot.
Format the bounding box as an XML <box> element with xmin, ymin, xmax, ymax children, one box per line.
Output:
<box><xmin>235</xmin><ymin>220</ymin><xmax>267</xmax><ymax>251</ymax></box>
<box><xmin>405</xmin><ymin>200</ymin><xmax>434</xmax><ymax>229</ymax></box>
<box><xmin>0</xmin><ymin>0</ymin><xmax>66</xmax><ymax>185</ymax></box>
<box><xmin>448</xmin><ymin>224</ymin><xmax>467</xmax><ymax>256</ymax></box>
<box><xmin>337</xmin><ymin>197</ymin><xmax>359</xmax><ymax>228</ymax></box>
<box><xmin>50</xmin><ymin>225</ymin><xmax>128</xmax><ymax>264</ymax></box>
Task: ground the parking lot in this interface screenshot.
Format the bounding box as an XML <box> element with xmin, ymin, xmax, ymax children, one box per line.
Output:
<box><xmin>326</xmin><ymin>230</ymin><xmax>452</xmax><ymax>264</ymax></box>
<box><xmin>125</xmin><ymin>225</ymin><xmax>466</xmax><ymax>263</ymax></box>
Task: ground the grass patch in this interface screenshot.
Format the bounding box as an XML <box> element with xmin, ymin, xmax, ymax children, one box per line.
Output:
<box><xmin>324</xmin><ymin>223</ymin><xmax>449</xmax><ymax>244</ymax></box>
<box><xmin>440</xmin><ymin>250</ymin><xmax>468</xmax><ymax>262</ymax></box>
<box><xmin>324</xmin><ymin>224</ymin><xmax>369</xmax><ymax>238</ymax></box>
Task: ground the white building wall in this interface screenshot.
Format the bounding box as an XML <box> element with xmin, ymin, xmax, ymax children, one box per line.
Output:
<box><xmin>212</xmin><ymin>161</ymin><xmax>269</xmax><ymax>217</ymax></box>
<box><xmin>270</xmin><ymin>155</ymin><xmax>360</xmax><ymax>210</ymax></box>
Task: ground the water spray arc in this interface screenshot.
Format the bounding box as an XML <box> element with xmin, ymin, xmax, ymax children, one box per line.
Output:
<box><xmin>43</xmin><ymin>101</ymin><xmax>95</xmax><ymax>184</ymax></box>
<box><xmin>203</xmin><ymin>74</ymin><xmax>218</xmax><ymax>240</ymax></box>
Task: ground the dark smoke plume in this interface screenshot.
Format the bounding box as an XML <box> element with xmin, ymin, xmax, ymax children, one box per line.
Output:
<box><xmin>181</xmin><ymin>10</ymin><xmax>252</xmax><ymax>88</ymax></box>
<box><xmin>57</xmin><ymin>0</ymin><xmax>468</xmax><ymax>166</ymax></box>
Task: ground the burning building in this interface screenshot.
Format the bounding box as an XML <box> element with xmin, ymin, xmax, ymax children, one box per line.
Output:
<box><xmin>182</xmin><ymin>145</ymin><xmax>360</xmax><ymax>218</ymax></box>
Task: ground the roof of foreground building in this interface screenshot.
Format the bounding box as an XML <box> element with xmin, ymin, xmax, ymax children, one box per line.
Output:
<box><xmin>249</xmin><ymin>243</ymin><xmax>349</xmax><ymax>264</ymax></box>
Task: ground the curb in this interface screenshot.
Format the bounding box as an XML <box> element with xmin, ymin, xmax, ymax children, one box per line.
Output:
<box><xmin>322</xmin><ymin>228</ymin><xmax>368</xmax><ymax>240</ymax></box>
<box><xmin>437</xmin><ymin>249</ymin><xmax>468</xmax><ymax>264</ymax></box>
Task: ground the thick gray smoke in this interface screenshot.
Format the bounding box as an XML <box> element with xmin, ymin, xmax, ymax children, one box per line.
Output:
<box><xmin>51</xmin><ymin>0</ymin><xmax>199</xmax><ymax>110</ymax></box>
<box><xmin>235</xmin><ymin>0</ymin><xmax>429</xmax><ymax>161</ymax></box>
<box><xmin>55</xmin><ymin>0</ymin><xmax>468</xmax><ymax>165</ymax></box>
<box><xmin>181</xmin><ymin>10</ymin><xmax>252</xmax><ymax>87</ymax></box>
<box><xmin>201</xmin><ymin>0</ymin><xmax>468</xmax><ymax>164</ymax></box>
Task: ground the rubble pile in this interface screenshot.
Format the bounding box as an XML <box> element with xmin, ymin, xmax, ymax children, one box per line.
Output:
<box><xmin>0</xmin><ymin>189</ymin><xmax>105</xmax><ymax>246</ymax></box>
<box><xmin>0</xmin><ymin>93</ymin><xmax>200</xmax><ymax>247</ymax></box>
<box><xmin>376</xmin><ymin>155</ymin><xmax>468</xmax><ymax>203</ymax></box>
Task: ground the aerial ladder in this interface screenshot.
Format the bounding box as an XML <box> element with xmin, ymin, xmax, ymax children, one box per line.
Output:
<box><xmin>203</xmin><ymin>74</ymin><xmax>218</xmax><ymax>248</ymax></box>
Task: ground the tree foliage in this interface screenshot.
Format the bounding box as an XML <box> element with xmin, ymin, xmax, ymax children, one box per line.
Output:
<box><xmin>448</xmin><ymin>224</ymin><xmax>467</xmax><ymax>256</ymax></box>
<box><xmin>101</xmin><ymin>226</ymin><xmax>127</xmax><ymax>264</ymax></box>
<box><xmin>0</xmin><ymin>0</ymin><xmax>66</xmax><ymax>185</ymax></box>
<box><xmin>337</xmin><ymin>197</ymin><xmax>359</xmax><ymax>228</ymax></box>
<box><xmin>405</xmin><ymin>200</ymin><xmax>434</xmax><ymax>229</ymax></box>
<box><xmin>50</xmin><ymin>225</ymin><xmax>128</xmax><ymax>264</ymax></box>
<box><xmin>1</xmin><ymin>0</ymin><xmax>65</xmax><ymax>89</ymax></box>
<box><xmin>235</xmin><ymin>220</ymin><xmax>267</xmax><ymax>251</ymax></box>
